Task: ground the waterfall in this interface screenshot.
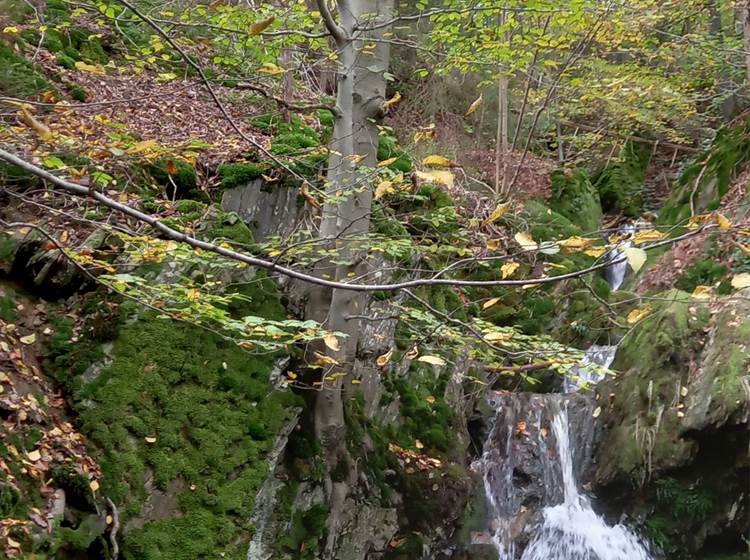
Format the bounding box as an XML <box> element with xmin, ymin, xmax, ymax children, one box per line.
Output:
<box><xmin>520</xmin><ymin>403</ymin><xmax>653</xmax><ymax>560</ymax></box>
<box><xmin>478</xmin><ymin>396</ymin><xmax>654</xmax><ymax>560</ymax></box>
<box><xmin>562</xmin><ymin>345</ymin><xmax>617</xmax><ymax>393</ymax></box>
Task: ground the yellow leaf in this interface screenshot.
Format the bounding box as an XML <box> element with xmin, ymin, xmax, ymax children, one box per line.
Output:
<box><xmin>312</xmin><ymin>351</ymin><xmax>339</xmax><ymax>366</ymax></box>
<box><xmin>74</xmin><ymin>60</ymin><xmax>106</xmax><ymax>75</ymax></box>
<box><xmin>128</xmin><ymin>139</ymin><xmax>159</xmax><ymax>154</ymax></box>
<box><xmin>18</xmin><ymin>107</ymin><xmax>52</xmax><ymax>140</ymax></box>
<box><xmin>348</xmin><ymin>153</ymin><xmax>367</xmax><ymax>164</ymax></box>
<box><xmin>691</xmin><ymin>285</ymin><xmax>713</xmax><ymax>299</ymax></box>
<box><xmin>501</xmin><ymin>261</ymin><xmax>519</xmax><ymax>279</ymax></box>
<box><xmin>144</xmin><ymin>436</ymin><xmax>157</xmax><ymax>443</ymax></box>
<box><xmin>249</xmin><ymin>16</ymin><xmax>275</xmax><ymax>35</ymax></box>
<box><xmin>483</xmin><ymin>297</ymin><xmax>501</xmax><ymax>310</ymax></box>
<box><xmin>715</xmin><ymin>213</ymin><xmax>732</xmax><ymax>231</ymax></box>
<box><xmin>626</xmin><ymin>305</ymin><xmax>653</xmax><ymax>324</ymax></box>
<box><xmin>421</xmin><ymin>154</ymin><xmax>454</xmax><ymax>168</ymax></box>
<box><xmin>484</xmin><ymin>331</ymin><xmax>514</xmax><ymax>342</ymax></box>
<box><xmin>405</xmin><ymin>346</ymin><xmax>418</xmax><ymax>360</ymax></box>
<box><xmin>376</xmin><ymin>349</ymin><xmax>393</xmax><ymax>366</ymax></box>
<box><xmin>3</xmin><ymin>26</ymin><xmax>20</xmax><ymax>33</ymax></box>
<box><xmin>374</xmin><ymin>180</ymin><xmax>395</xmax><ymax>200</ymax></box>
<box><xmin>487</xmin><ymin>239</ymin><xmax>501</xmax><ymax>251</ymax></box>
<box><xmin>377</xmin><ymin>157</ymin><xmax>398</xmax><ymax>167</ymax></box>
<box><xmin>89</xmin><ymin>480</ymin><xmax>100</xmax><ymax>492</ymax></box>
<box><xmin>584</xmin><ymin>247</ymin><xmax>607</xmax><ymax>258</ymax></box>
<box><xmin>414</xmin><ymin>169</ymin><xmax>454</xmax><ymax>188</ymax></box>
<box><xmin>286</xmin><ymin>371</ymin><xmax>298</xmax><ymax>380</ymax></box>
<box><xmin>323</xmin><ymin>334</ymin><xmax>340</xmax><ymax>352</ymax></box>
<box><xmin>417</xmin><ymin>355</ymin><xmax>446</xmax><ymax>366</ymax></box>
<box><xmin>20</xmin><ymin>333</ymin><xmax>36</xmax><ymax>345</ymax></box>
<box><xmin>425</xmin><ymin>395</ymin><xmax>436</xmax><ymax>404</ymax></box>
<box><xmin>415</xmin><ymin>439</ymin><xmax>424</xmax><ymax>449</ymax></box>
<box><xmin>258</xmin><ymin>62</ymin><xmax>286</xmax><ymax>75</ymax></box>
<box><xmin>623</xmin><ymin>247</ymin><xmax>647</xmax><ymax>272</ymax></box>
<box><xmin>514</xmin><ymin>231</ymin><xmax>538</xmax><ymax>251</ymax></box>
<box><xmin>27</xmin><ymin>449</ymin><xmax>41</xmax><ymax>462</ymax></box>
<box><xmin>731</xmin><ymin>272</ymin><xmax>750</xmax><ymax>289</ymax></box>
<box><xmin>632</xmin><ymin>229</ymin><xmax>665</xmax><ymax>244</ymax></box>
<box><xmin>484</xmin><ymin>201</ymin><xmax>510</xmax><ymax>225</ymax></box>
<box><xmin>185</xmin><ymin>288</ymin><xmax>200</xmax><ymax>302</ymax></box>
<box><xmin>351</xmin><ymin>379</ymin><xmax>362</xmax><ymax>384</ymax></box>
<box><xmin>383</xmin><ymin>91</ymin><xmax>402</xmax><ymax>108</ymax></box>
<box><xmin>465</xmin><ymin>93</ymin><xmax>483</xmax><ymax>116</ymax></box>
<box><xmin>558</xmin><ymin>236</ymin><xmax>596</xmax><ymax>250</ymax></box>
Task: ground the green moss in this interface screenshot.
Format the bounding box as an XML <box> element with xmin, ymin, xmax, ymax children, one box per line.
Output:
<box><xmin>218</xmin><ymin>162</ymin><xmax>267</xmax><ymax>190</ymax></box>
<box><xmin>377</xmin><ymin>135</ymin><xmax>412</xmax><ymax>172</ymax></box>
<box><xmin>675</xmin><ymin>259</ymin><xmax>728</xmax><ymax>292</ymax></box>
<box><xmin>0</xmin><ymin>287</ymin><xmax>18</xmax><ymax>322</ymax></box>
<box><xmin>279</xmin><ymin>503</ymin><xmax>329</xmax><ymax>558</ymax></box>
<box><xmin>661</xmin><ymin>119</ymin><xmax>750</xmax><ymax>223</ymax></box>
<box><xmin>550</xmin><ymin>169</ymin><xmax>602</xmax><ymax>233</ymax></box>
<box><xmin>146</xmin><ymin>159</ymin><xmax>198</xmax><ymax>199</ymax></box>
<box><xmin>200</xmin><ymin>210</ymin><xmax>254</xmax><ymax>246</ymax></box>
<box><xmin>0</xmin><ymin>39</ymin><xmax>55</xmax><ymax>98</ymax></box>
<box><xmin>70</xmin><ymin>84</ymin><xmax>86</xmax><ymax>102</ymax></box>
<box><xmin>522</xmin><ymin>200</ymin><xmax>581</xmax><ymax>241</ymax></box>
<box><xmin>270</xmin><ymin>132</ymin><xmax>320</xmax><ymax>155</ymax></box>
<box><xmin>60</xmin><ymin>279</ymin><xmax>299</xmax><ymax>560</ymax></box>
<box><xmin>593</xmin><ymin>141</ymin><xmax>649</xmax><ymax>217</ymax></box>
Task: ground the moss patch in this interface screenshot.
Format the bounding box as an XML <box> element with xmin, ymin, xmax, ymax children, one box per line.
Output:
<box><xmin>592</xmin><ymin>141</ymin><xmax>649</xmax><ymax>217</ymax></box>
<box><xmin>550</xmin><ymin>169</ymin><xmax>602</xmax><ymax>233</ymax></box>
<box><xmin>0</xmin><ymin>39</ymin><xmax>55</xmax><ymax>98</ymax></box>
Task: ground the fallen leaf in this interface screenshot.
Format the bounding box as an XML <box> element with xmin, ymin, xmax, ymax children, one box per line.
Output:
<box><xmin>383</xmin><ymin>91</ymin><xmax>402</xmax><ymax>108</ymax></box>
<box><xmin>312</xmin><ymin>351</ymin><xmax>339</xmax><ymax>366</ymax></box>
<box><xmin>27</xmin><ymin>449</ymin><xmax>41</xmax><ymax>462</ymax></box>
<box><xmin>89</xmin><ymin>480</ymin><xmax>100</xmax><ymax>492</ymax></box>
<box><xmin>144</xmin><ymin>436</ymin><xmax>157</xmax><ymax>444</ymax></box>
<box><xmin>501</xmin><ymin>261</ymin><xmax>519</xmax><ymax>279</ymax></box>
<box><xmin>558</xmin><ymin>236</ymin><xmax>596</xmax><ymax>249</ymax></box>
<box><xmin>592</xmin><ymin>406</ymin><xmax>602</xmax><ymax>418</ymax></box>
<box><xmin>374</xmin><ymin>180</ymin><xmax>395</xmax><ymax>200</ymax></box>
<box><xmin>415</xmin><ymin>439</ymin><xmax>424</xmax><ymax>449</ymax></box>
<box><xmin>377</xmin><ymin>156</ymin><xmax>398</xmax><ymax>167</ymax></box>
<box><xmin>715</xmin><ymin>213</ymin><xmax>732</xmax><ymax>231</ymax></box>
<box><xmin>417</xmin><ymin>355</ymin><xmax>446</xmax><ymax>366</ymax></box>
<box><xmin>20</xmin><ymin>333</ymin><xmax>36</xmax><ymax>345</ymax></box>
<box><xmin>18</xmin><ymin>107</ymin><xmax>52</xmax><ymax>140</ymax></box>
<box><xmin>484</xmin><ymin>331</ymin><xmax>513</xmax><ymax>342</ymax></box>
<box><xmin>74</xmin><ymin>60</ymin><xmax>106</xmax><ymax>75</ymax></box>
<box><xmin>514</xmin><ymin>231</ymin><xmax>538</xmax><ymax>251</ymax></box>
<box><xmin>691</xmin><ymin>285</ymin><xmax>713</xmax><ymax>299</ymax></box>
<box><xmin>425</xmin><ymin>395</ymin><xmax>436</xmax><ymax>404</ymax></box>
<box><xmin>731</xmin><ymin>273</ymin><xmax>750</xmax><ymax>289</ymax></box>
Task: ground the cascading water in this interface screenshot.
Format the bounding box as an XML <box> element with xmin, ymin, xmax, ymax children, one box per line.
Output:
<box><xmin>520</xmin><ymin>403</ymin><xmax>653</xmax><ymax>560</ymax></box>
<box><xmin>478</xmin><ymin>395</ymin><xmax>653</xmax><ymax>560</ymax></box>
<box><xmin>605</xmin><ymin>223</ymin><xmax>635</xmax><ymax>291</ymax></box>
<box><xmin>477</xmin><ymin>240</ymin><xmax>653</xmax><ymax>559</ymax></box>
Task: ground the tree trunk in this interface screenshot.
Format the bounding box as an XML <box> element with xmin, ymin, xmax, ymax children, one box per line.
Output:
<box><xmin>494</xmin><ymin>6</ymin><xmax>509</xmax><ymax>194</ymax></box>
<box><xmin>307</xmin><ymin>0</ymin><xmax>393</xmax><ymax>556</ymax></box>
<box><xmin>708</xmin><ymin>0</ymin><xmax>737</xmax><ymax>121</ymax></box>
<box><xmin>743</xmin><ymin>1</ymin><xmax>750</xmax><ymax>86</ymax></box>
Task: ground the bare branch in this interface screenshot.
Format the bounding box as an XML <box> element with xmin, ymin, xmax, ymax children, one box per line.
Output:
<box><xmin>316</xmin><ymin>0</ymin><xmax>346</xmax><ymax>45</ymax></box>
<box><xmin>0</xmin><ymin>148</ymin><xmax>720</xmax><ymax>293</ymax></box>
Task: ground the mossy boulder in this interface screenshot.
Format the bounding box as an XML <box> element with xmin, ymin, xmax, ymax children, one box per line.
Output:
<box><xmin>377</xmin><ymin>135</ymin><xmax>412</xmax><ymax>173</ymax></box>
<box><xmin>596</xmin><ymin>290</ymin><xmax>749</xmax><ymax>485</ymax></box>
<box><xmin>550</xmin><ymin>169</ymin><xmax>602</xmax><ymax>233</ymax></box>
<box><xmin>0</xmin><ymin>39</ymin><xmax>55</xmax><ymax>98</ymax></box>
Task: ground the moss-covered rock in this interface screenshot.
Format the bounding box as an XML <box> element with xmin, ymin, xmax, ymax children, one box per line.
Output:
<box><xmin>218</xmin><ymin>162</ymin><xmax>267</xmax><ymax>190</ymax></box>
<box><xmin>550</xmin><ymin>169</ymin><xmax>602</xmax><ymax>233</ymax></box>
<box><xmin>0</xmin><ymin>39</ymin><xmax>55</xmax><ymax>98</ymax></box>
<box><xmin>145</xmin><ymin>159</ymin><xmax>199</xmax><ymax>199</ymax></box>
<box><xmin>377</xmin><ymin>135</ymin><xmax>412</xmax><ymax>173</ymax></box>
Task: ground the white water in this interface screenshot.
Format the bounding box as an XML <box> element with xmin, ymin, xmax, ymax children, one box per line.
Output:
<box><xmin>520</xmin><ymin>405</ymin><xmax>653</xmax><ymax>560</ymax></box>
<box><xmin>605</xmin><ymin>223</ymin><xmax>636</xmax><ymax>291</ymax></box>
<box><xmin>562</xmin><ymin>345</ymin><xmax>617</xmax><ymax>394</ymax></box>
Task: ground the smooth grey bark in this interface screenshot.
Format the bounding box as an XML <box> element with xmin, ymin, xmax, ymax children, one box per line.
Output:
<box><xmin>307</xmin><ymin>0</ymin><xmax>394</xmax><ymax>556</ymax></box>
<box><xmin>743</xmin><ymin>1</ymin><xmax>750</xmax><ymax>86</ymax></box>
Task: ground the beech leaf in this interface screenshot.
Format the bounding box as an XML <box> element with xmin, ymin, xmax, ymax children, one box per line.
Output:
<box><xmin>623</xmin><ymin>247</ymin><xmax>647</xmax><ymax>272</ymax></box>
<box><xmin>323</xmin><ymin>334</ymin><xmax>340</xmax><ymax>352</ymax></box>
<box><xmin>483</xmin><ymin>297</ymin><xmax>501</xmax><ymax>310</ymax></box>
<box><xmin>417</xmin><ymin>355</ymin><xmax>446</xmax><ymax>366</ymax></box>
<box><xmin>421</xmin><ymin>155</ymin><xmax>453</xmax><ymax>167</ymax></box>
<box><xmin>501</xmin><ymin>261</ymin><xmax>520</xmax><ymax>279</ymax></box>
<box><xmin>465</xmin><ymin>94</ymin><xmax>483</xmax><ymax>116</ymax></box>
<box><xmin>249</xmin><ymin>16</ymin><xmax>275</xmax><ymax>35</ymax></box>
<box><xmin>514</xmin><ymin>231</ymin><xmax>538</xmax><ymax>251</ymax></box>
<box><xmin>376</xmin><ymin>349</ymin><xmax>393</xmax><ymax>366</ymax></box>
<box><xmin>731</xmin><ymin>273</ymin><xmax>750</xmax><ymax>289</ymax></box>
